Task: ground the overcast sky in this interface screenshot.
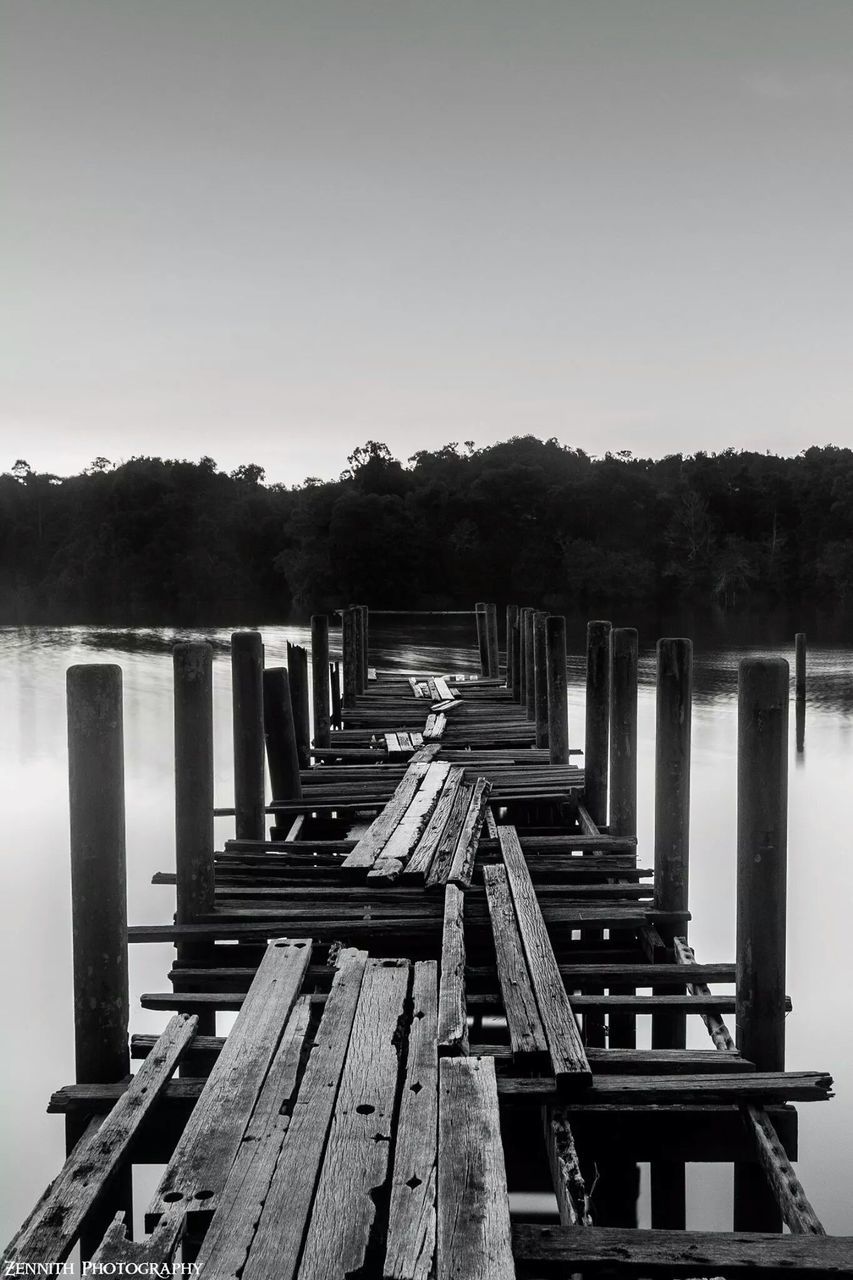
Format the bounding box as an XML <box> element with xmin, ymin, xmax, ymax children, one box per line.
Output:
<box><xmin>2</xmin><ymin>0</ymin><xmax>852</xmax><ymax>484</ymax></box>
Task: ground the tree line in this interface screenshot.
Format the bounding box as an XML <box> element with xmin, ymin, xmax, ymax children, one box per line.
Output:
<box><xmin>1</xmin><ymin>438</ymin><xmax>852</xmax><ymax>623</ymax></box>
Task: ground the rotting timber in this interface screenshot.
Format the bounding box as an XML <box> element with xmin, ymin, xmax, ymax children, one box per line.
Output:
<box><xmin>5</xmin><ymin>604</ymin><xmax>850</xmax><ymax>1278</ymax></box>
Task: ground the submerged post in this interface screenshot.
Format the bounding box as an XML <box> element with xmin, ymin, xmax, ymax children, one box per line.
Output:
<box><xmin>475</xmin><ymin>602</ymin><xmax>489</xmax><ymax>676</ymax></box>
<box><xmin>287</xmin><ymin>641</ymin><xmax>311</xmax><ymax>768</ymax></box>
<box><xmin>795</xmin><ymin>631</ymin><xmax>806</xmax><ymax>753</ymax></box>
<box><xmin>342</xmin><ymin>608</ymin><xmax>359</xmax><ymax>707</ymax></box>
<box><xmin>507</xmin><ymin>604</ymin><xmax>520</xmax><ymax>697</ymax></box>
<box><xmin>584</xmin><ymin>621</ymin><xmax>611</xmax><ymax>827</ymax></box>
<box><xmin>67</xmin><ymin>665</ymin><xmax>129</xmax><ymax>1084</ymax></box>
<box><xmin>650</xmin><ymin>637</ymin><xmax>692</xmax><ymax>1229</ymax></box>
<box><xmin>524</xmin><ymin>607</ymin><xmax>536</xmax><ymax>720</ymax></box>
<box><xmin>485</xmin><ymin>602</ymin><xmax>500</xmax><ymax>678</ymax></box>
<box><xmin>533</xmin><ymin>610</ymin><xmax>549</xmax><ymax>748</ymax></box>
<box><xmin>231</xmin><ymin>630</ymin><xmax>266</xmax><ymax>841</ymax></box>
<box><xmin>263</xmin><ymin>667</ymin><xmax>303</xmax><ymax>801</ymax></box>
<box><xmin>546</xmin><ymin>615</ymin><xmax>569</xmax><ymax>764</ymax></box>
<box><xmin>734</xmin><ymin>657</ymin><xmax>788</xmax><ymax>1232</ymax></box>
<box><xmin>174</xmin><ymin>643</ymin><xmax>215</xmax><ymax>945</ymax></box>
<box><xmin>311</xmin><ymin>614</ymin><xmax>331</xmax><ymax>749</ymax></box>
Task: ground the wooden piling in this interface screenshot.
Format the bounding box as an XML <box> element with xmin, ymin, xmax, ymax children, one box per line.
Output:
<box><xmin>174</xmin><ymin>643</ymin><xmax>215</xmax><ymax>965</ymax></box>
<box><xmin>609</xmin><ymin>629</ymin><xmax>638</xmax><ymax>840</ymax></box>
<box><xmin>67</xmin><ymin>664</ymin><xmax>129</xmax><ymax>1084</ymax></box>
<box><xmin>311</xmin><ymin>615</ymin><xmax>331</xmax><ymax>749</ymax></box>
<box><xmin>734</xmin><ymin>657</ymin><xmax>789</xmax><ymax>1232</ymax></box>
<box><xmin>545</xmin><ymin>615</ymin><xmax>569</xmax><ymax>765</ymax></box>
<box><xmin>351</xmin><ymin>606</ymin><xmax>366</xmax><ymax>695</ymax></box>
<box><xmin>507</xmin><ymin>605</ymin><xmax>520</xmax><ymax>698</ymax></box>
<box><xmin>475</xmin><ymin>603</ymin><xmax>489</xmax><ymax>677</ymax></box>
<box><xmin>263</xmin><ymin>667</ymin><xmax>303</xmax><ymax>801</ymax></box>
<box><xmin>524</xmin><ymin>608</ymin><xmax>536</xmax><ymax>721</ymax></box>
<box><xmin>650</xmin><ymin>638</ymin><xmax>692</xmax><ymax>1229</ymax></box>
<box><xmin>533</xmin><ymin>611</ymin><xmax>549</xmax><ymax>749</ymax></box>
<box><xmin>342</xmin><ymin>609</ymin><xmax>359</xmax><ymax>707</ymax></box>
<box><xmin>330</xmin><ymin>660</ymin><xmax>342</xmax><ymax>729</ymax></box>
<box><xmin>584</xmin><ymin>622</ymin><xmax>611</xmax><ymax>828</ymax></box>
<box><xmin>231</xmin><ymin>631</ymin><xmax>266</xmax><ymax>841</ymax></box>
<box><xmin>287</xmin><ymin>641</ymin><xmax>311</xmax><ymax>768</ymax></box>
<box><xmin>358</xmin><ymin>605</ymin><xmax>370</xmax><ymax>689</ymax></box>
<box><xmin>518</xmin><ymin>608</ymin><xmax>529</xmax><ymax>706</ymax></box>
<box><xmin>795</xmin><ymin>632</ymin><xmax>806</xmax><ymax>700</ymax></box>
<box><xmin>485</xmin><ymin>603</ymin><xmax>500</xmax><ymax>679</ymax></box>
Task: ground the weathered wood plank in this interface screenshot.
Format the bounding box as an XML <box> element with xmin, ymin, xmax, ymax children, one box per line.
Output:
<box><xmin>384</xmin><ymin>961</ymin><xmax>438</xmax><ymax>1280</ymax></box>
<box><xmin>447</xmin><ymin>777</ymin><xmax>492</xmax><ymax>888</ymax></box>
<box><xmin>404</xmin><ymin>768</ymin><xmax>465</xmax><ymax>884</ymax></box>
<box><xmin>482</xmin><ymin>864</ymin><xmax>548</xmax><ymax>1062</ymax></box>
<box><xmin>545</xmin><ymin>1108</ymin><xmax>592</xmax><ymax>1227</ymax></box>
<box><xmin>296</xmin><ymin>958</ymin><xmax>410</xmax><ymax>1280</ymax></box>
<box><xmin>6</xmin><ymin>1014</ymin><xmax>196</xmax><ymax>1264</ymax></box>
<box><xmin>240</xmin><ymin>948</ymin><xmax>368</xmax><ymax>1280</ymax></box>
<box><xmin>425</xmin><ymin>781</ymin><xmax>474</xmax><ymax>888</ymax></box>
<box><xmin>191</xmin><ymin>997</ymin><xmax>313</xmax><ymax>1277</ymax></box>
<box><xmin>437</xmin><ymin>1057</ymin><xmax>515</xmax><ymax>1280</ymax></box>
<box><xmin>438</xmin><ymin>885</ymin><xmax>468</xmax><ymax>1055</ymax></box>
<box><xmin>147</xmin><ymin>938</ymin><xmax>311</xmax><ymax>1225</ymax></box>
<box><xmin>342</xmin><ymin>763</ymin><xmax>433</xmax><ymax>870</ymax></box>
<box><xmin>369</xmin><ymin>762</ymin><xmax>452</xmax><ymax>882</ymax></box>
<box><xmin>498</xmin><ymin>826</ymin><xmax>591</xmax><ymax>1090</ymax></box>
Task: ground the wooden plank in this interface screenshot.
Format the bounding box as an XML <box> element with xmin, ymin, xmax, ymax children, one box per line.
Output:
<box><xmin>385</xmin><ymin>732</ymin><xmax>402</xmax><ymax>755</ymax></box>
<box><xmin>433</xmin><ymin>677</ymin><xmax>457</xmax><ymax>703</ymax></box>
<box><xmin>404</xmin><ymin>767</ymin><xmax>465</xmax><ymax>883</ymax></box>
<box><xmin>369</xmin><ymin>762</ymin><xmax>452</xmax><ymax>883</ymax></box>
<box><xmin>342</xmin><ymin>763</ymin><xmax>431</xmax><ymax>870</ymax></box>
<box><xmin>147</xmin><ymin>938</ymin><xmax>311</xmax><ymax>1224</ymax></box>
<box><xmin>437</xmin><ymin>1057</ymin><xmax>515</xmax><ymax>1280</ymax></box>
<box><xmin>425</xmin><ymin>781</ymin><xmax>474</xmax><ymax>889</ymax></box>
<box><xmin>410</xmin><ymin>742</ymin><xmax>443</xmax><ymax>764</ymax></box>
<box><xmin>438</xmin><ymin>885</ymin><xmax>468</xmax><ymax>1055</ymax></box>
<box><xmin>447</xmin><ymin>777</ymin><xmax>492</xmax><ymax>888</ymax></box>
<box><xmin>6</xmin><ymin>1014</ymin><xmax>196</xmax><ymax>1264</ymax></box>
<box><xmin>240</xmin><ymin>948</ymin><xmax>368</xmax><ymax>1280</ymax></box>
<box><xmin>296</xmin><ymin>958</ymin><xmax>410</xmax><ymax>1280</ymax></box>
<box><xmin>482</xmin><ymin>864</ymin><xmax>548</xmax><ymax>1062</ymax></box>
<box><xmin>431</xmin><ymin>698</ymin><xmax>458</xmax><ymax>713</ymax></box>
<box><xmin>498</xmin><ymin>826</ymin><xmax>591</xmax><ymax>1090</ymax></box>
<box><xmin>384</xmin><ymin>961</ymin><xmax>439</xmax><ymax>1280</ymax></box>
<box><xmin>424</xmin><ymin>712</ymin><xmax>447</xmax><ymax>741</ymax></box>
<box><xmin>398</xmin><ymin>731</ymin><xmax>414</xmax><ymax>752</ymax></box>
<box><xmin>193</xmin><ymin>997</ymin><xmax>313</xmax><ymax>1276</ymax></box>
<box><xmin>545</xmin><ymin>1108</ymin><xmax>592</xmax><ymax>1226</ymax></box>
<box><xmin>512</xmin><ymin>1224</ymin><xmax>853</xmax><ymax>1275</ymax></box>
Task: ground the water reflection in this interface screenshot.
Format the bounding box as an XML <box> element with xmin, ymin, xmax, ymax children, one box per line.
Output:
<box><xmin>0</xmin><ymin>621</ymin><xmax>850</xmax><ymax>1240</ymax></box>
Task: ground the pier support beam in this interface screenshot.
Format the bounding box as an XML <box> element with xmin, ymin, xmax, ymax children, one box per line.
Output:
<box><xmin>734</xmin><ymin>657</ymin><xmax>789</xmax><ymax>1233</ymax></box>
<box><xmin>546</xmin><ymin>615</ymin><xmax>569</xmax><ymax>765</ymax></box>
<box><xmin>286</xmin><ymin>641</ymin><xmax>311</xmax><ymax>769</ymax></box>
<box><xmin>263</xmin><ymin>667</ymin><xmax>302</xmax><ymax>802</ymax></box>
<box><xmin>67</xmin><ymin>664</ymin><xmax>129</xmax><ymax>1084</ymax></box>
<box><xmin>342</xmin><ymin>608</ymin><xmax>359</xmax><ymax>708</ymax></box>
<box><xmin>485</xmin><ymin>602</ymin><xmax>500</xmax><ymax>678</ymax></box>
<box><xmin>524</xmin><ymin>607</ymin><xmax>536</xmax><ymax>720</ymax></box>
<box><xmin>475</xmin><ymin>602</ymin><xmax>489</xmax><ymax>677</ymax></box>
<box><xmin>533</xmin><ymin>610</ymin><xmax>549</xmax><ymax>748</ymax></box>
<box><xmin>357</xmin><ymin>604</ymin><xmax>369</xmax><ymax>689</ymax></box>
<box><xmin>174</xmin><ymin>643</ymin><xmax>215</xmax><ymax>965</ymax></box>
<box><xmin>311</xmin><ymin>615</ymin><xmax>331</xmax><ymax>749</ymax></box>
<box><xmin>795</xmin><ymin>631</ymin><xmax>806</xmax><ymax>753</ymax></box>
<box><xmin>231</xmin><ymin>631</ymin><xmax>266</xmax><ymax>841</ymax></box>
<box><xmin>507</xmin><ymin>604</ymin><xmax>520</xmax><ymax>697</ymax></box>
<box><xmin>584</xmin><ymin>621</ymin><xmax>611</xmax><ymax>827</ymax></box>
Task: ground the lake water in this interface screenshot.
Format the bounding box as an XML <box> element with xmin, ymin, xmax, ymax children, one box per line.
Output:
<box><xmin>1</xmin><ymin>618</ymin><xmax>851</xmax><ymax>1242</ymax></box>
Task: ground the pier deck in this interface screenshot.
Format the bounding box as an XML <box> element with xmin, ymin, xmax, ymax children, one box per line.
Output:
<box><xmin>5</xmin><ymin>605</ymin><xmax>851</xmax><ymax>1276</ymax></box>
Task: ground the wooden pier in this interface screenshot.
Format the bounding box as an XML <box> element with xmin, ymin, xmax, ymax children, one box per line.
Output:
<box><xmin>6</xmin><ymin>605</ymin><xmax>851</xmax><ymax>1276</ymax></box>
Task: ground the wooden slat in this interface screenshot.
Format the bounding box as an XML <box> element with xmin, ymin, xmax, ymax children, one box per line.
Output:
<box><xmin>384</xmin><ymin>961</ymin><xmax>438</xmax><ymax>1280</ymax></box>
<box><xmin>498</xmin><ymin>826</ymin><xmax>591</xmax><ymax>1090</ymax></box>
<box><xmin>296</xmin><ymin>958</ymin><xmax>410</xmax><ymax>1280</ymax></box>
<box><xmin>437</xmin><ymin>1057</ymin><xmax>515</xmax><ymax>1280</ymax></box>
<box><xmin>545</xmin><ymin>1108</ymin><xmax>592</xmax><ymax>1227</ymax></box>
<box><xmin>147</xmin><ymin>938</ymin><xmax>311</xmax><ymax>1224</ymax></box>
<box><xmin>342</xmin><ymin>763</ymin><xmax>431</xmax><ymax>870</ymax></box>
<box><xmin>447</xmin><ymin>777</ymin><xmax>492</xmax><ymax>888</ymax></box>
<box><xmin>191</xmin><ymin>996</ymin><xmax>312</xmax><ymax>1276</ymax></box>
<box><xmin>6</xmin><ymin>1014</ymin><xmax>196</xmax><ymax>1264</ymax></box>
<box><xmin>438</xmin><ymin>884</ymin><xmax>468</xmax><ymax>1055</ymax></box>
<box><xmin>433</xmin><ymin>677</ymin><xmax>456</xmax><ymax>702</ymax></box>
<box><xmin>404</xmin><ymin>767</ymin><xmax>465</xmax><ymax>883</ymax></box>
<box><xmin>369</xmin><ymin>761</ymin><xmax>452</xmax><ymax>882</ymax></box>
<box><xmin>241</xmin><ymin>948</ymin><xmax>368</xmax><ymax>1280</ymax></box>
<box><xmin>425</xmin><ymin>780</ymin><xmax>473</xmax><ymax>888</ymax></box>
<box><xmin>482</xmin><ymin>863</ymin><xmax>548</xmax><ymax>1062</ymax></box>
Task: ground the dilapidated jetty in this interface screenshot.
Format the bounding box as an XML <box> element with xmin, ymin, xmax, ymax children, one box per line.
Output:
<box><xmin>6</xmin><ymin>604</ymin><xmax>851</xmax><ymax>1276</ymax></box>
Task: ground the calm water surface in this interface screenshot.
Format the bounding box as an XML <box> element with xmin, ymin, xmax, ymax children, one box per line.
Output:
<box><xmin>0</xmin><ymin>619</ymin><xmax>851</xmax><ymax>1240</ymax></box>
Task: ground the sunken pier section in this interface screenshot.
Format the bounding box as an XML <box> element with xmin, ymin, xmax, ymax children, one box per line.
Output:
<box><xmin>7</xmin><ymin>605</ymin><xmax>851</xmax><ymax>1277</ymax></box>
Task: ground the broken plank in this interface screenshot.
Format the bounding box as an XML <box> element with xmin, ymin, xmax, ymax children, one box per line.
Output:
<box><xmin>342</xmin><ymin>763</ymin><xmax>431</xmax><ymax>870</ymax></box>
<box><xmin>482</xmin><ymin>864</ymin><xmax>548</xmax><ymax>1062</ymax></box>
<box><xmin>447</xmin><ymin>777</ymin><xmax>492</xmax><ymax>887</ymax></box>
<box><xmin>296</xmin><ymin>958</ymin><xmax>410</xmax><ymax>1280</ymax></box>
<box><xmin>384</xmin><ymin>961</ymin><xmax>439</xmax><ymax>1280</ymax></box>
<box><xmin>545</xmin><ymin>1108</ymin><xmax>592</xmax><ymax>1227</ymax></box>
<box><xmin>498</xmin><ymin>826</ymin><xmax>591</xmax><ymax>1091</ymax></box>
<box><xmin>369</xmin><ymin>761</ymin><xmax>452</xmax><ymax>883</ymax></box>
<box><xmin>438</xmin><ymin>885</ymin><xmax>468</xmax><ymax>1055</ymax></box>
<box><xmin>425</xmin><ymin>781</ymin><xmax>473</xmax><ymax>888</ymax></box>
<box><xmin>437</xmin><ymin>1057</ymin><xmax>515</xmax><ymax>1280</ymax></box>
<box><xmin>240</xmin><ymin>948</ymin><xmax>368</xmax><ymax>1280</ymax></box>
<box><xmin>404</xmin><ymin>768</ymin><xmax>464</xmax><ymax>884</ymax></box>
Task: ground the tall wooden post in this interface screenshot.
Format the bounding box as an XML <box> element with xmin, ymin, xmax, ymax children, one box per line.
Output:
<box><xmin>584</xmin><ymin>621</ymin><xmax>611</xmax><ymax>827</ymax></box>
<box><xmin>286</xmin><ymin>641</ymin><xmax>311</xmax><ymax>768</ymax></box>
<box><xmin>475</xmin><ymin>602</ymin><xmax>489</xmax><ymax>677</ymax></box>
<box><xmin>342</xmin><ymin>608</ymin><xmax>359</xmax><ymax>708</ymax></box>
<box><xmin>358</xmin><ymin>604</ymin><xmax>369</xmax><ymax>688</ymax></box>
<box><xmin>546</xmin><ymin>615</ymin><xmax>569</xmax><ymax>765</ymax></box>
<box><xmin>524</xmin><ymin>607</ymin><xmax>536</xmax><ymax>720</ymax></box>
<box><xmin>533</xmin><ymin>610</ymin><xmax>549</xmax><ymax>748</ymax></box>
<box><xmin>263</xmin><ymin>667</ymin><xmax>303</xmax><ymax>801</ymax></box>
<box><xmin>311</xmin><ymin>614</ymin><xmax>331</xmax><ymax>749</ymax></box>
<box><xmin>231</xmin><ymin>631</ymin><xmax>266</xmax><ymax>841</ymax></box>
<box><xmin>485</xmin><ymin>603</ymin><xmax>500</xmax><ymax>678</ymax></box>
<box><xmin>795</xmin><ymin>631</ymin><xmax>806</xmax><ymax>753</ymax></box>
<box><xmin>67</xmin><ymin>664</ymin><xmax>129</xmax><ymax>1084</ymax></box>
<box><xmin>609</xmin><ymin>627</ymin><xmax>638</xmax><ymax>1053</ymax></box>
<box><xmin>734</xmin><ymin>657</ymin><xmax>788</xmax><ymax>1232</ymax></box>
<box><xmin>330</xmin><ymin>660</ymin><xmax>342</xmax><ymax>728</ymax></box>
<box><xmin>174</xmin><ymin>643</ymin><xmax>215</xmax><ymax>964</ymax></box>
<box><xmin>351</xmin><ymin>605</ymin><xmax>366</xmax><ymax>694</ymax></box>
<box><xmin>650</xmin><ymin>637</ymin><xmax>692</xmax><ymax>1228</ymax></box>
<box><xmin>518</xmin><ymin>608</ymin><xmax>530</xmax><ymax>706</ymax></box>
<box><xmin>507</xmin><ymin>605</ymin><xmax>520</xmax><ymax>697</ymax></box>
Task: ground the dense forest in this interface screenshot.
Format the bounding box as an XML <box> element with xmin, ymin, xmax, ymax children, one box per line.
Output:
<box><xmin>1</xmin><ymin>438</ymin><xmax>852</xmax><ymax>623</ymax></box>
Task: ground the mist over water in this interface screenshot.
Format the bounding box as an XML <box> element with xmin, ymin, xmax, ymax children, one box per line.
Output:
<box><xmin>0</xmin><ymin>618</ymin><xmax>850</xmax><ymax>1240</ymax></box>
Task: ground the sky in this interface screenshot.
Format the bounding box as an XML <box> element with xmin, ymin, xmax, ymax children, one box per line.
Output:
<box><xmin>2</xmin><ymin>0</ymin><xmax>853</xmax><ymax>485</ymax></box>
